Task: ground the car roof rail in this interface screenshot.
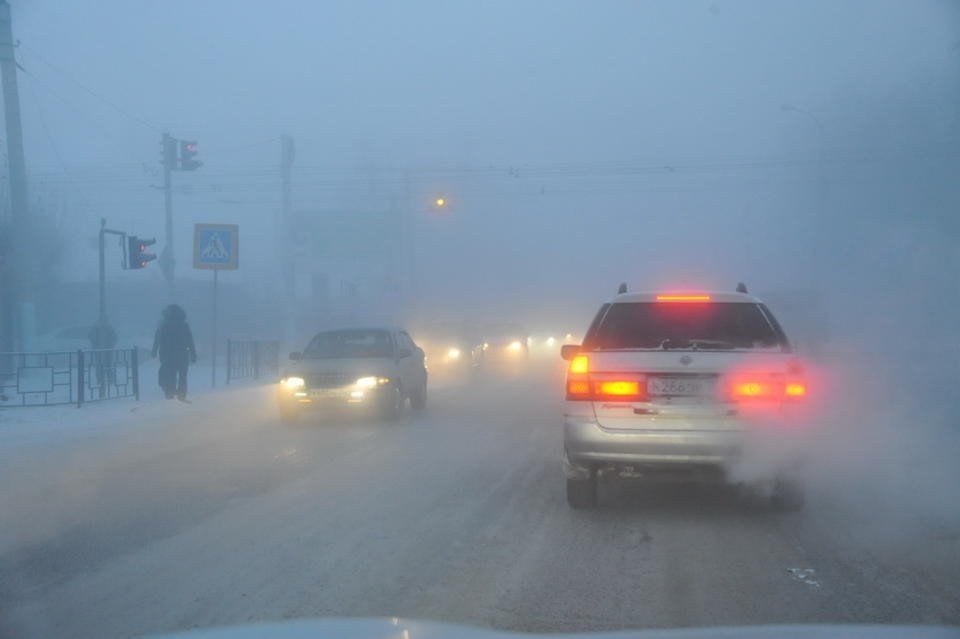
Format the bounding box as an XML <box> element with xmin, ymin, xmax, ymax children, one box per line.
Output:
<box><xmin>736</xmin><ymin>282</ymin><xmax>749</xmax><ymax>294</ymax></box>
<box><xmin>617</xmin><ymin>282</ymin><xmax>628</xmax><ymax>294</ymax></box>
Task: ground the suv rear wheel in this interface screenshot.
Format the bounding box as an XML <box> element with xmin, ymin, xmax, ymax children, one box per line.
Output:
<box><xmin>566</xmin><ymin>474</ymin><xmax>598</xmax><ymax>509</ymax></box>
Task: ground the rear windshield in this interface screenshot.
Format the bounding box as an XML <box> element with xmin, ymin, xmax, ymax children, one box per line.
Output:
<box><xmin>303</xmin><ymin>330</ymin><xmax>394</xmax><ymax>359</ymax></box>
<box><xmin>587</xmin><ymin>302</ymin><xmax>786</xmax><ymax>350</ymax></box>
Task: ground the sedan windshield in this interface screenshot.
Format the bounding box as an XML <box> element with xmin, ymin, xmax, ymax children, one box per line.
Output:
<box><xmin>303</xmin><ymin>330</ymin><xmax>394</xmax><ymax>359</ymax></box>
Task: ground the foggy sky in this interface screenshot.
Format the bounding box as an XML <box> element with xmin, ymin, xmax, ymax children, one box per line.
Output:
<box><xmin>8</xmin><ymin>0</ymin><xmax>960</xmax><ymax>335</ymax></box>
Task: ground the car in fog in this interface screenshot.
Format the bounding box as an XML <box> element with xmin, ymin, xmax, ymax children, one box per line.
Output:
<box><xmin>417</xmin><ymin>321</ymin><xmax>485</xmax><ymax>373</ymax></box>
<box><xmin>481</xmin><ymin>323</ymin><xmax>529</xmax><ymax>361</ymax></box>
<box><xmin>561</xmin><ymin>285</ymin><xmax>808</xmax><ymax>509</ymax></box>
<box><xmin>277</xmin><ymin>327</ymin><xmax>428</xmax><ymax>422</ymax></box>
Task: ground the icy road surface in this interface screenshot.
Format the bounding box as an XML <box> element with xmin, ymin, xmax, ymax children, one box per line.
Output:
<box><xmin>1</xmin><ymin>362</ymin><xmax>958</xmax><ymax>638</ymax></box>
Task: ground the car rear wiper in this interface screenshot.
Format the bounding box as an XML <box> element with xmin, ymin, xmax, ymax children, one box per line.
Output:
<box><xmin>688</xmin><ymin>339</ymin><xmax>737</xmax><ymax>350</ymax></box>
<box><xmin>657</xmin><ymin>338</ymin><xmax>737</xmax><ymax>350</ymax></box>
<box><xmin>659</xmin><ymin>338</ymin><xmax>691</xmax><ymax>350</ymax></box>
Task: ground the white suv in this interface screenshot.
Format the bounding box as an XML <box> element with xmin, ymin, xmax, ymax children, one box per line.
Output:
<box><xmin>562</xmin><ymin>286</ymin><xmax>808</xmax><ymax>509</ymax></box>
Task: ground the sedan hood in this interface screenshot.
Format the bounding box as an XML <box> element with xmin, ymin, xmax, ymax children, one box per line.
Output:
<box><xmin>150</xmin><ymin>618</ymin><xmax>959</xmax><ymax>639</ymax></box>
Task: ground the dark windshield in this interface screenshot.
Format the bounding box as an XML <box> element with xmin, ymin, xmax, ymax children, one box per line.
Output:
<box><xmin>588</xmin><ymin>302</ymin><xmax>785</xmax><ymax>350</ymax></box>
<box><xmin>303</xmin><ymin>330</ymin><xmax>394</xmax><ymax>359</ymax></box>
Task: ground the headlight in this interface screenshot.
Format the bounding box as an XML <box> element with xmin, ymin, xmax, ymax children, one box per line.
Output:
<box><xmin>355</xmin><ymin>376</ymin><xmax>379</xmax><ymax>389</ymax></box>
<box><xmin>356</xmin><ymin>376</ymin><xmax>391</xmax><ymax>389</ymax></box>
<box><xmin>447</xmin><ymin>348</ymin><xmax>461</xmax><ymax>360</ymax></box>
<box><xmin>546</xmin><ymin>337</ymin><xmax>556</xmax><ymax>346</ymax></box>
<box><xmin>283</xmin><ymin>376</ymin><xmax>305</xmax><ymax>389</ymax></box>
<box><xmin>508</xmin><ymin>340</ymin><xmax>523</xmax><ymax>351</ymax></box>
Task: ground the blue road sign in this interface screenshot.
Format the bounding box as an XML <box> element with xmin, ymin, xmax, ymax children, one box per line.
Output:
<box><xmin>194</xmin><ymin>223</ymin><xmax>239</xmax><ymax>270</ymax></box>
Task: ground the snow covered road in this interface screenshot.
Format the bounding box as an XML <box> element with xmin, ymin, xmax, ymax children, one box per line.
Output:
<box><xmin>1</xmin><ymin>364</ymin><xmax>958</xmax><ymax>638</ymax></box>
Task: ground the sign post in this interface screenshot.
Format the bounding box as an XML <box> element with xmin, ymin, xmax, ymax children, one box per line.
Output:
<box><xmin>193</xmin><ymin>223</ymin><xmax>239</xmax><ymax>388</ymax></box>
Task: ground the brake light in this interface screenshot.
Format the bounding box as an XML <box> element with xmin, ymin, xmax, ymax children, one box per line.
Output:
<box><xmin>728</xmin><ymin>375</ymin><xmax>807</xmax><ymax>401</ymax></box>
<box><xmin>566</xmin><ymin>372</ymin><xmax>648</xmax><ymax>401</ymax></box>
<box><xmin>597</xmin><ymin>380</ymin><xmax>640</xmax><ymax>396</ymax></box>
<box><xmin>656</xmin><ymin>294</ymin><xmax>712</xmax><ymax>302</ymax></box>
<box><xmin>733</xmin><ymin>380</ymin><xmax>776</xmax><ymax>398</ymax></box>
<box><xmin>785</xmin><ymin>381</ymin><xmax>806</xmax><ymax>397</ymax></box>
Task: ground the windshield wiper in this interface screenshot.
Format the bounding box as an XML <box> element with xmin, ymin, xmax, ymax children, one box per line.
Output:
<box><xmin>689</xmin><ymin>339</ymin><xmax>737</xmax><ymax>350</ymax></box>
<box><xmin>658</xmin><ymin>338</ymin><xmax>738</xmax><ymax>350</ymax></box>
<box><xmin>659</xmin><ymin>338</ymin><xmax>690</xmax><ymax>350</ymax></box>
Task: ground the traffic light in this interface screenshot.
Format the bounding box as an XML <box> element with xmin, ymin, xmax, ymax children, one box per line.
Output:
<box><xmin>127</xmin><ymin>236</ymin><xmax>157</xmax><ymax>269</ymax></box>
<box><xmin>179</xmin><ymin>140</ymin><xmax>202</xmax><ymax>171</ymax></box>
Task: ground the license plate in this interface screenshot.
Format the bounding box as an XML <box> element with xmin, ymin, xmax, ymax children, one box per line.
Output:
<box><xmin>310</xmin><ymin>389</ymin><xmax>343</xmax><ymax>398</ymax></box>
<box><xmin>648</xmin><ymin>376</ymin><xmax>714</xmax><ymax>397</ymax></box>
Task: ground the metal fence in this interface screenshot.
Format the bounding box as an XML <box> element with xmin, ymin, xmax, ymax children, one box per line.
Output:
<box><xmin>0</xmin><ymin>348</ymin><xmax>139</xmax><ymax>408</ymax></box>
<box><xmin>226</xmin><ymin>340</ymin><xmax>279</xmax><ymax>384</ymax></box>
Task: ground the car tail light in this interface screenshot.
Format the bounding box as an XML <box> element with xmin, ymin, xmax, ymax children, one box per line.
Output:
<box><xmin>656</xmin><ymin>294</ymin><xmax>712</xmax><ymax>302</ymax></box>
<box><xmin>569</xmin><ymin>354</ymin><xmax>589</xmax><ymax>374</ymax></box>
<box><xmin>566</xmin><ymin>370</ymin><xmax>648</xmax><ymax>401</ymax></box>
<box><xmin>566</xmin><ymin>379</ymin><xmax>591</xmax><ymax>397</ymax></box>
<box><xmin>596</xmin><ymin>380</ymin><xmax>640</xmax><ymax>396</ymax></box>
<box><xmin>727</xmin><ymin>374</ymin><xmax>807</xmax><ymax>402</ymax></box>
<box><xmin>785</xmin><ymin>381</ymin><xmax>806</xmax><ymax>397</ymax></box>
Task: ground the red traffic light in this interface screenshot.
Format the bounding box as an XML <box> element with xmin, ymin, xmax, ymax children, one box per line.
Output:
<box><xmin>127</xmin><ymin>236</ymin><xmax>157</xmax><ymax>270</ymax></box>
<box><xmin>179</xmin><ymin>140</ymin><xmax>202</xmax><ymax>171</ymax></box>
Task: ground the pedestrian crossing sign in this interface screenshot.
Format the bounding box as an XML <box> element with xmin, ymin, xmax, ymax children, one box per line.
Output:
<box><xmin>193</xmin><ymin>223</ymin><xmax>239</xmax><ymax>270</ymax></box>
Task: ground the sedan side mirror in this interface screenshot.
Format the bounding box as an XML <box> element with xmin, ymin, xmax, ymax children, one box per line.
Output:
<box><xmin>560</xmin><ymin>344</ymin><xmax>581</xmax><ymax>361</ymax></box>
<box><xmin>289</xmin><ymin>352</ymin><xmax>302</xmax><ymax>361</ymax></box>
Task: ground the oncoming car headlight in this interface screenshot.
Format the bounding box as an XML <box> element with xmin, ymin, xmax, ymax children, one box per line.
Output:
<box><xmin>446</xmin><ymin>348</ymin><xmax>461</xmax><ymax>360</ymax></box>
<box><xmin>508</xmin><ymin>340</ymin><xmax>523</xmax><ymax>352</ymax></box>
<box><xmin>282</xmin><ymin>376</ymin><xmax>305</xmax><ymax>389</ymax></box>
<box><xmin>356</xmin><ymin>376</ymin><xmax>391</xmax><ymax>389</ymax></box>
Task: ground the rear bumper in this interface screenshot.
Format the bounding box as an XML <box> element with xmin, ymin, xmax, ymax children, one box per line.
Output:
<box><xmin>563</xmin><ymin>415</ymin><xmax>745</xmax><ymax>478</ymax></box>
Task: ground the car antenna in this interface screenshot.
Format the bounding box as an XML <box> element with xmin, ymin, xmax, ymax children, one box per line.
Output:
<box><xmin>617</xmin><ymin>282</ymin><xmax>627</xmax><ymax>294</ymax></box>
<box><xmin>736</xmin><ymin>282</ymin><xmax>748</xmax><ymax>294</ymax></box>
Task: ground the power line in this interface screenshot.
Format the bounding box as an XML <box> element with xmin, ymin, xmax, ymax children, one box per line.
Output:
<box><xmin>19</xmin><ymin>64</ymin><xmax>155</xmax><ymax>167</ymax></box>
<box><xmin>18</xmin><ymin>41</ymin><xmax>162</xmax><ymax>133</ymax></box>
<box><xmin>21</xmin><ymin>70</ymin><xmax>99</xmax><ymax>213</ymax></box>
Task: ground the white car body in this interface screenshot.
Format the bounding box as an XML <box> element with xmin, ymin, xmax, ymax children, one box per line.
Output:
<box><xmin>562</xmin><ymin>289</ymin><xmax>810</xmax><ymax>508</ymax></box>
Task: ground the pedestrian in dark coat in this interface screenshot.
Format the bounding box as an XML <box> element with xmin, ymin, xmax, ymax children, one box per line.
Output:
<box><xmin>152</xmin><ymin>304</ymin><xmax>197</xmax><ymax>400</ymax></box>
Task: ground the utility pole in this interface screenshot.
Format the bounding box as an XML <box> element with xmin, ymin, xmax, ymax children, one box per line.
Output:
<box><xmin>160</xmin><ymin>132</ymin><xmax>176</xmax><ymax>299</ymax></box>
<box><xmin>280</xmin><ymin>134</ymin><xmax>294</xmax><ymax>344</ymax></box>
<box><xmin>0</xmin><ymin>0</ymin><xmax>32</xmax><ymax>351</ymax></box>
<box><xmin>99</xmin><ymin>219</ymin><xmax>107</xmax><ymax>325</ymax></box>
<box><xmin>94</xmin><ymin>219</ymin><xmax>124</xmax><ymax>349</ymax></box>
<box><xmin>404</xmin><ymin>170</ymin><xmax>417</xmax><ymax>305</ymax></box>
